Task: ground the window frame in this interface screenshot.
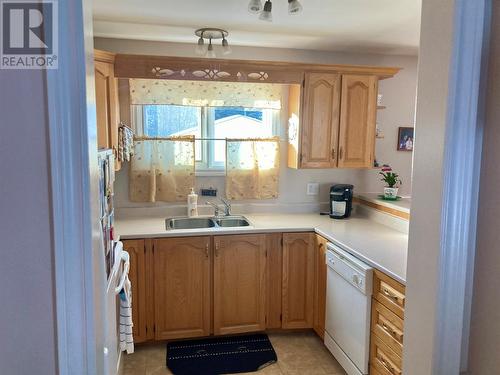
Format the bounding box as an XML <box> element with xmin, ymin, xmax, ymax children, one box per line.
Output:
<box><xmin>134</xmin><ymin>105</ymin><xmax>280</xmax><ymax>176</ymax></box>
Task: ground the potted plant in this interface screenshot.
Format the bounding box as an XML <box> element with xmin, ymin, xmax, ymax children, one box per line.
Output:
<box><xmin>379</xmin><ymin>168</ymin><xmax>402</xmax><ymax>200</ymax></box>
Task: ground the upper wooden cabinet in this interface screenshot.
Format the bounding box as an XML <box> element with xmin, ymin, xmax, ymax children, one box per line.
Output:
<box><xmin>338</xmin><ymin>75</ymin><xmax>378</xmax><ymax>168</ymax></box>
<box><xmin>213</xmin><ymin>234</ymin><xmax>267</xmax><ymax>335</ymax></box>
<box><xmin>94</xmin><ymin>49</ymin><xmax>121</xmax><ymax>170</ymax></box>
<box><xmin>282</xmin><ymin>232</ymin><xmax>315</xmax><ymax>329</ymax></box>
<box><xmin>288</xmin><ymin>72</ymin><xmax>381</xmax><ymax>169</ymax></box>
<box><xmin>300</xmin><ymin>73</ymin><xmax>341</xmax><ymax>168</ymax></box>
<box><xmin>153</xmin><ymin>237</ymin><xmax>211</xmax><ymax>340</ymax></box>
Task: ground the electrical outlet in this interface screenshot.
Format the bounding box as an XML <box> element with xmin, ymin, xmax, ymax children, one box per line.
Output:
<box><xmin>307</xmin><ymin>182</ymin><xmax>319</xmax><ymax>196</ymax></box>
<box><xmin>200</xmin><ymin>188</ymin><xmax>217</xmax><ymax>197</ymax></box>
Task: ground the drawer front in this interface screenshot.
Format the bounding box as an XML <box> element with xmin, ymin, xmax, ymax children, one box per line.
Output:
<box><xmin>373</xmin><ymin>270</ymin><xmax>406</xmax><ymax>318</ymax></box>
<box><xmin>370</xmin><ymin>366</ymin><xmax>384</xmax><ymax>375</ymax></box>
<box><xmin>370</xmin><ymin>335</ymin><xmax>402</xmax><ymax>375</ymax></box>
<box><xmin>371</xmin><ymin>300</ymin><xmax>404</xmax><ymax>356</ymax></box>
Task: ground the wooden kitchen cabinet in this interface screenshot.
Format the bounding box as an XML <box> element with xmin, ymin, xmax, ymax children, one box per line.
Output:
<box><xmin>282</xmin><ymin>232</ymin><xmax>315</xmax><ymax>328</ymax></box>
<box><xmin>370</xmin><ymin>270</ymin><xmax>406</xmax><ymax>375</ymax></box>
<box><xmin>338</xmin><ymin>74</ymin><xmax>378</xmax><ymax>168</ymax></box>
<box><xmin>153</xmin><ymin>237</ymin><xmax>211</xmax><ymax>340</ymax></box>
<box><xmin>313</xmin><ymin>235</ymin><xmax>328</xmax><ymax>339</ymax></box>
<box><xmin>288</xmin><ymin>72</ymin><xmax>379</xmax><ymax>170</ymax></box>
<box><xmin>121</xmin><ymin>239</ymin><xmax>149</xmax><ymax>343</ymax></box>
<box><xmin>265</xmin><ymin>233</ymin><xmax>283</xmax><ymax>329</ymax></box>
<box><xmin>299</xmin><ymin>73</ymin><xmax>341</xmax><ymax>168</ymax></box>
<box><xmin>94</xmin><ymin>49</ymin><xmax>121</xmax><ymax>170</ymax></box>
<box><xmin>213</xmin><ymin>234</ymin><xmax>267</xmax><ymax>335</ymax></box>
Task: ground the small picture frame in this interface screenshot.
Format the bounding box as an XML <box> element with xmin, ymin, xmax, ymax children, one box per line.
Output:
<box><xmin>397</xmin><ymin>127</ymin><xmax>414</xmax><ymax>151</ymax></box>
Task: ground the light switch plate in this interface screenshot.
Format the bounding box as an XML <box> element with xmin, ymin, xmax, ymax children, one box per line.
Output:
<box><xmin>307</xmin><ymin>182</ymin><xmax>320</xmax><ymax>196</ymax></box>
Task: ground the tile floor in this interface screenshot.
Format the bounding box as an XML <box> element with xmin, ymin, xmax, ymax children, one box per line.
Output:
<box><xmin>121</xmin><ymin>331</ymin><xmax>346</xmax><ymax>375</ymax></box>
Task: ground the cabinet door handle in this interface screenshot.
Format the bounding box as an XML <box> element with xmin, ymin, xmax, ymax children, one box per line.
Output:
<box><xmin>383</xmin><ymin>288</ymin><xmax>400</xmax><ymax>303</ymax></box>
<box><xmin>205</xmin><ymin>243</ymin><xmax>209</xmax><ymax>258</ymax></box>
<box><xmin>215</xmin><ymin>242</ymin><xmax>219</xmax><ymax>257</ymax></box>
<box><xmin>331</xmin><ymin>148</ymin><xmax>336</xmax><ymax>159</ymax></box>
<box><xmin>378</xmin><ymin>354</ymin><xmax>400</xmax><ymax>375</ymax></box>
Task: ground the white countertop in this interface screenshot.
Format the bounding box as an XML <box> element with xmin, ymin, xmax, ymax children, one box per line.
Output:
<box><xmin>115</xmin><ymin>212</ymin><xmax>408</xmax><ymax>284</ymax></box>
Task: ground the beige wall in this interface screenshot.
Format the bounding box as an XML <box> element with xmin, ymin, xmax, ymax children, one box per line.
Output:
<box><xmin>468</xmin><ymin>2</ymin><xmax>500</xmax><ymax>373</ymax></box>
<box><xmin>94</xmin><ymin>37</ymin><xmax>417</xmax><ymax>209</ymax></box>
<box><xmin>0</xmin><ymin>71</ymin><xmax>58</xmax><ymax>372</ymax></box>
<box><xmin>403</xmin><ymin>0</ymin><xmax>453</xmax><ymax>374</ymax></box>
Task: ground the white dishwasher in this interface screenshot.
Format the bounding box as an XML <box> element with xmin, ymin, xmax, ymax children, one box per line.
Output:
<box><xmin>324</xmin><ymin>242</ymin><xmax>373</xmax><ymax>375</ymax></box>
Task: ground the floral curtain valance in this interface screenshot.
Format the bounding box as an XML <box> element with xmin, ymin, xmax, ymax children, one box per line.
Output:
<box><xmin>225</xmin><ymin>138</ymin><xmax>280</xmax><ymax>200</ymax></box>
<box><xmin>129</xmin><ymin>137</ymin><xmax>195</xmax><ymax>202</ymax></box>
<box><xmin>129</xmin><ymin>79</ymin><xmax>282</xmax><ymax>109</ymax></box>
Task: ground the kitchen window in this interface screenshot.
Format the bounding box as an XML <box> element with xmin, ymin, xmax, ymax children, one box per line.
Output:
<box><xmin>134</xmin><ymin>104</ymin><xmax>279</xmax><ymax>173</ymax></box>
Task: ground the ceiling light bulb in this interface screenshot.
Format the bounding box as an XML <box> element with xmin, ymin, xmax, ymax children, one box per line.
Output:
<box><xmin>207</xmin><ymin>40</ymin><xmax>216</xmax><ymax>58</ymax></box>
<box><xmin>259</xmin><ymin>0</ymin><xmax>272</xmax><ymax>22</ymax></box>
<box><xmin>222</xmin><ymin>38</ymin><xmax>232</xmax><ymax>55</ymax></box>
<box><xmin>195</xmin><ymin>37</ymin><xmax>207</xmax><ymax>56</ymax></box>
<box><xmin>248</xmin><ymin>0</ymin><xmax>263</xmax><ymax>13</ymax></box>
<box><xmin>288</xmin><ymin>0</ymin><xmax>302</xmax><ymax>14</ymax></box>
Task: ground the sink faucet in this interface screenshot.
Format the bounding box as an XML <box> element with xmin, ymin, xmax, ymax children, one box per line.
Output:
<box><xmin>206</xmin><ymin>201</ymin><xmax>221</xmax><ymax>217</ymax></box>
<box><xmin>220</xmin><ymin>197</ymin><xmax>231</xmax><ymax>216</ymax></box>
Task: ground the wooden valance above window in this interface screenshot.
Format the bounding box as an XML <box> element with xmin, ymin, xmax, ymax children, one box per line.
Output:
<box><xmin>129</xmin><ymin>79</ymin><xmax>283</xmax><ymax>109</ymax></box>
<box><xmin>114</xmin><ymin>54</ymin><xmax>401</xmax><ymax>84</ymax></box>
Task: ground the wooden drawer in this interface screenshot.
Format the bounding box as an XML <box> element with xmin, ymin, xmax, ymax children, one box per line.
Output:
<box><xmin>370</xmin><ymin>366</ymin><xmax>385</xmax><ymax>375</ymax></box>
<box><xmin>371</xmin><ymin>299</ymin><xmax>404</xmax><ymax>356</ymax></box>
<box><xmin>373</xmin><ymin>270</ymin><xmax>406</xmax><ymax>318</ymax></box>
<box><xmin>370</xmin><ymin>335</ymin><xmax>402</xmax><ymax>375</ymax></box>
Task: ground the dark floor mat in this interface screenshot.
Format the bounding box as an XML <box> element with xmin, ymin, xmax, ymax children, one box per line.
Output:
<box><xmin>166</xmin><ymin>333</ymin><xmax>277</xmax><ymax>375</ymax></box>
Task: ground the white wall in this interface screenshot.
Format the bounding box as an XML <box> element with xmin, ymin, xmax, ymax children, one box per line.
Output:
<box><xmin>0</xmin><ymin>68</ymin><xmax>57</xmax><ymax>372</ymax></box>
<box><xmin>94</xmin><ymin>38</ymin><xmax>417</xmax><ymax>210</ymax></box>
<box><xmin>468</xmin><ymin>2</ymin><xmax>500</xmax><ymax>373</ymax></box>
<box><xmin>403</xmin><ymin>0</ymin><xmax>453</xmax><ymax>374</ymax></box>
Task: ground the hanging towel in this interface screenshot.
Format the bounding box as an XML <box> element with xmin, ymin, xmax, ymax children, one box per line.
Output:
<box><xmin>119</xmin><ymin>276</ymin><xmax>134</xmax><ymax>354</ymax></box>
<box><xmin>118</xmin><ymin>123</ymin><xmax>135</xmax><ymax>162</ymax></box>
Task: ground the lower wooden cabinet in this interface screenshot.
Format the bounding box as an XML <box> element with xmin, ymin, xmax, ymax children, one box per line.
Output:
<box><xmin>213</xmin><ymin>234</ymin><xmax>267</xmax><ymax>335</ymax></box>
<box><xmin>282</xmin><ymin>232</ymin><xmax>315</xmax><ymax>329</ymax></box>
<box><xmin>370</xmin><ymin>270</ymin><xmax>406</xmax><ymax>375</ymax></box>
<box><xmin>313</xmin><ymin>235</ymin><xmax>328</xmax><ymax>339</ymax></box>
<box><xmin>126</xmin><ymin>231</ymin><xmax>398</xmax><ymax>346</ymax></box>
<box><xmin>153</xmin><ymin>237</ymin><xmax>211</xmax><ymax>340</ymax></box>
<box><xmin>370</xmin><ymin>335</ymin><xmax>403</xmax><ymax>375</ymax></box>
<box><xmin>121</xmin><ymin>239</ymin><xmax>148</xmax><ymax>343</ymax></box>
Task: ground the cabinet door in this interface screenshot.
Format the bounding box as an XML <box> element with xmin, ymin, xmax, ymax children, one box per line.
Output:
<box><xmin>153</xmin><ymin>237</ymin><xmax>211</xmax><ymax>340</ymax></box>
<box><xmin>338</xmin><ymin>74</ymin><xmax>378</xmax><ymax>168</ymax></box>
<box><xmin>213</xmin><ymin>234</ymin><xmax>267</xmax><ymax>335</ymax></box>
<box><xmin>313</xmin><ymin>235</ymin><xmax>328</xmax><ymax>338</ymax></box>
<box><xmin>122</xmin><ymin>239</ymin><xmax>148</xmax><ymax>343</ymax></box>
<box><xmin>282</xmin><ymin>232</ymin><xmax>315</xmax><ymax>328</ymax></box>
<box><xmin>94</xmin><ymin>50</ymin><xmax>121</xmax><ymax>170</ymax></box>
<box><xmin>300</xmin><ymin>73</ymin><xmax>341</xmax><ymax>168</ymax></box>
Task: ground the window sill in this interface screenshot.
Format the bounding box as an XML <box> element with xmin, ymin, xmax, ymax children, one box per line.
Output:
<box><xmin>195</xmin><ymin>170</ymin><xmax>226</xmax><ymax>177</ymax></box>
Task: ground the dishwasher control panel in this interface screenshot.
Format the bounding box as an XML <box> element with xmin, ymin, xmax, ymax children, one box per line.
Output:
<box><xmin>326</xmin><ymin>242</ymin><xmax>373</xmax><ymax>295</ymax></box>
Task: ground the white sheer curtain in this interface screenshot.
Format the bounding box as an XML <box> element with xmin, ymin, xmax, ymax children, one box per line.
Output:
<box><xmin>225</xmin><ymin>138</ymin><xmax>280</xmax><ymax>200</ymax></box>
<box><xmin>129</xmin><ymin>137</ymin><xmax>195</xmax><ymax>202</ymax></box>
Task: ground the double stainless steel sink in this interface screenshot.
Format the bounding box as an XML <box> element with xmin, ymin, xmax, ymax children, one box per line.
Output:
<box><xmin>165</xmin><ymin>216</ymin><xmax>251</xmax><ymax>230</ymax></box>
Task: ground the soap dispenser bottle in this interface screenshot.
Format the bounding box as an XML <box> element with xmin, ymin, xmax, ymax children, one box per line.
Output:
<box><xmin>187</xmin><ymin>188</ymin><xmax>198</xmax><ymax>217</ymax></box>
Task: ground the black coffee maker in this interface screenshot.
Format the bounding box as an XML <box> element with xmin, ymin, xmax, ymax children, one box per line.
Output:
<box><xmin>329</xmin><ymin>184</ymin><xmax>354</xmax><ymax>219</ymax></box>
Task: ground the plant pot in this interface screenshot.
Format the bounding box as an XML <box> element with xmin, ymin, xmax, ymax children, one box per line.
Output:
<box><xmin>383</xmin><ymin>187</ymin><xmax>399</xmax><ymax>200</ymax></box>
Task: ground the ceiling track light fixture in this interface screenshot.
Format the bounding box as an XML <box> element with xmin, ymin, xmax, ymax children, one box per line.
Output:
<box><xmin>248</xmin><ymin>0</ymin><xmax>303</xmax><ymax>21</ymax></box>
<box><xmin>194</xmin><ymin>28</ymin><xmax>231</xmax><ymax>58</ymax></box>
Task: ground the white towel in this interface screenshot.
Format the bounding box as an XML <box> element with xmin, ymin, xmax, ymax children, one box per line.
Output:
<box><xmin>119</xmin><ymin>276</ymin><xmax>134</xmax><ymax>354</ymax></box>
<box><xmin>118</xmin><ymin>124</ymin><xmax>134</xmax><ymax>162</ymax></box>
